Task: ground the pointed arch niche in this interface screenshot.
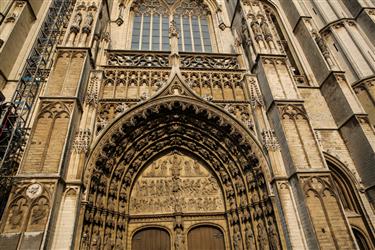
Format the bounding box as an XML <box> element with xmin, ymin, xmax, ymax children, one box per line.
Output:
<box><xmin>77</xmin><ymin>95</ymin><xmax>284</xmax><ymax>249</ymax></box>
<box><xmin>325</xmin><ymin>154</ymin><xmax>375</xmax><ymax>249</ymax></box>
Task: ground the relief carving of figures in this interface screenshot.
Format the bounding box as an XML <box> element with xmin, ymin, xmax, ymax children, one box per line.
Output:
<box><xmin>7</xmin><ymin>198</ymin><xmax>27</xmax><ymax>230</ymax></box>
<box><xmin>30</xmin><ymin>198</ymin><xmax>49</xmax><ymax>226</ymax></box>
<box><xmin>129</xmin><ymin>153</ymin><xmax>224</xmax><ymax>215</ymax></box>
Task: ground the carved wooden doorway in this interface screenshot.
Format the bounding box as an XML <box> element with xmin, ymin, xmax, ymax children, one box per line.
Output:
<box><xmin>132</xmin><ymin>228</ymin><xmax>171</xmax><ymax>250</ymax></box>
<box><xmin>187</xmin><ymin>226</ymin><xmax>225</xmax><ymax>250</ymax></box>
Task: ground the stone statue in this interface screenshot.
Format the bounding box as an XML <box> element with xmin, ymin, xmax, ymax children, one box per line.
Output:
<box><xmin>257</xmin><ymin>222</ymin><xmax>269</xmax><ymax>249</ymax></box>
<box><xmin>169</xmin><ymin>19</ymin><xmax>179</xmax><ymax>56</ymax></box>
<box><xmin>233</xmin><ymin>225</ymin><xmax>242</xmax><ymax>250</ymax></box>
<box><xmin>169</xmin><ymin>20</ymin><xmax>179</xmax><ymax>38</ymax></box>
<box><xmin>260</xmin><ymin>19</ymin><xmax>272</xmax><ymax>38</ymax></box>
<box><xmin>8</xmin><ymin>202</ymin><xmax>24</xmax><ymax>229</ymax></box>
<box><xmin>31</xmin><ymin>200</ymin><xmax>47</xmax><ymax>225</ymax></box>
<box><xmin>314</xmin><ymin>32</ymin><xmax>328</xmax><ymax>53</ymax></box>
<box><xmin>83</xmin><ymin>12</ymin><xmax>94</xmax><ymax>33</ymax></box>
<box><xmin>245</xmin><ymin>222</ymin><xmax>254</xmax><ymax>250</ymax></box>
<box><xmin>268</xmin><ymin>219</ymin><xmax>280</xmax><ymax>250</ymax></box>
<box><xmin>91</xmin><ymin>233</ymin><xmax>101</xmax><ymax>250</ymax></box>
<box><xmin>71</xmin><ymin>12</ymin><xmax>82</xmax><ymax>31</ymax></box>
<box><xmin>251</xmin><ymin>20</ymin><xmax>262</xmax><ymax>39</ymax></box>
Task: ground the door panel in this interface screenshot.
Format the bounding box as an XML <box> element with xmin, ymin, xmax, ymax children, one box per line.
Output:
<box><xmin>188</xmin><ymin>226</ymin><xmax>225</xmax><ymax>250</ymax></box>
<box><xmin>132</xmin><ymin>228</ymin><xmax>170</xmax><ymax>250</ymax></box>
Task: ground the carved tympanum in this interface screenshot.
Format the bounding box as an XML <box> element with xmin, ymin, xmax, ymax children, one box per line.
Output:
<box><xmin>129</xmin><ymin>152</ymin><xmax>224</xmax><ymax>215</ymax></box>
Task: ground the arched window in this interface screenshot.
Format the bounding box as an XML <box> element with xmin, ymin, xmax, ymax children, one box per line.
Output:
<box><xmin>263</xmin><ymin>6</ymin><xmax>304</xmax><ymax>77</ymax></box>
<box><xmin>326</xmin><ymin>160</ymin><xmax>375</xmax><ymax>249</ymax></box>
<box><xmin>130</xmin><ymin>0</ymin><xmax>213</xmax><ymax>52</ymax></box>
<box><xmin>328</xmin><ymin>162</ymin><xmax>359</xmax><ymax>212</ymax></box>
<box><xmin>352</xmin><ymin>228</ymin><xmax>371</xmax><ymax>250</ymax></box>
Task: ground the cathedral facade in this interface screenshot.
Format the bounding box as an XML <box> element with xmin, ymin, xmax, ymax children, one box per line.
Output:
<box><xmin>0</xmin><ymin>0</ymin><xmax>374</xmax><ymax>249</ymax></box>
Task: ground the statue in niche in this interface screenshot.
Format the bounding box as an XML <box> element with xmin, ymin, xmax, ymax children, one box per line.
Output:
<box><xmin>257</xmin><ymin>222</ymin><xmax>269</xmax><ymax>249</ymax></box>
<box><xmin>31</xmin><ymin>199</ymin><xmax>48</xmax><ymax>225</ymax></box>
<box><xmin>8</xmin><ymin>199</ymin><xmax>26</xmax><ymax>229</ymax></box>
<box><xmin>67</xmin><ymin>11</ymin><xmax>83</xmax><ymax>45</ymax></box>
<box><xmin>245</xmin><ymin>222</ymin><xmax>254</xmax><ymax>250</ymax></box>
<box><xmin>251</xmin><ymin>20</ymin><xmax>263</xmax><ymax>40</ymax></box>
<box><xmin>91</xmin><ymin>233</ymin><xmax>101</xmax><ymax>250</ymax></box>
<box><xmin>175</xmin><ymin>228</ymin><xmax>185</xmax><ymax>250</ymax></box>
<box><xmin>103</xmin><ymin>234</ymin><xmax>114</xmax><ymax>250</ymax></box>
<box><xmin>83</xmin><ymin>12</ymin><xmax>94</xmax><ymax>33</ymax></box>
<box><xmin>233</xmin><ymin>224</ymin><xmax>242</xmax><ymax>250</ymax></box>
<box><xmin>115</xmin><ymin>231</ymin><xmax>124</xmax><ymax>250</ymax></box>
<box><xmin>268</xmin><ymin>219</ymin><xmax>280</xmax><ymax>250</ymax></box>
<box><xmin>72</xmin><ymin>12</ymin><xmax>83</xmax><ymax>30</ymax></box>
<box><xmin>233</xmin><ymin>212</ymin><xmax>239</xmax><ymax>225</ymax></box>
<box><xmin>313</xmin><ymin>31</ymin><xmax>328</xmax><ymax>54</ymax></box>
<box><xmin>260</xmin><ymin>17</ymin><xmax>272</xmax><ymax>38</ymax></box>
<box><xmin>115</xmin><ymin>235</ymin><xmax>124</xmax><ymax>250</ymax></box>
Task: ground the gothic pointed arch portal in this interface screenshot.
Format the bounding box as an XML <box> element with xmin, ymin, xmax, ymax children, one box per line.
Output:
<box><xmin>79</xmin><ymin>96</ymin><xmax>282</xmax><ymax>250</ymax></box>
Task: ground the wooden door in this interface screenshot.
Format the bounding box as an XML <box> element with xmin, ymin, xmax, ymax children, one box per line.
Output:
<box><xmin>188</xmin><ymin>226</ymin><xmax>225</xmax><ymax>250</ymax></box>
<box><xmin>132</xmin><ymin>228</ymin><xmax>171</xmax><ymax>250</ymax></box>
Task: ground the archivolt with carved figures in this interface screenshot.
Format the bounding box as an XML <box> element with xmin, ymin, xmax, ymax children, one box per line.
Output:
<box><xmin>78</xmin><ymin>96</ymin><xmax>282</xmax><ymax>249</ymax></box>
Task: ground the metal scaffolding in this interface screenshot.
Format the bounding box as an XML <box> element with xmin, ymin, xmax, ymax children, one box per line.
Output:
<box><xmin>0</xmin><ymin>0</ymin><xmax>74</xmax><ymax>215</ymax></box>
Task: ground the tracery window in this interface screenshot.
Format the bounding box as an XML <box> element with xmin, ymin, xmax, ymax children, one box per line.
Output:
<box><xmin>263</xmin><ymin>6</ymin><xmax>305</xmax><ymax>78</ymax></box>
<box><xmin>130</xmin><ymin>0</ymin><xmax>212</xmax><ymax>52</ymax></box>
<box><xmin>327</xmin><ymin>161</ymin><xmax>375</xmax><ymax>249</ymax></box>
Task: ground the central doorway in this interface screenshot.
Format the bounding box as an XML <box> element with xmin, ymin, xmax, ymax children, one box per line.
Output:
<box><xmin>128</xmin><ymin>152</ymin><xmax>227</xmax><ymax>250</ymax></box>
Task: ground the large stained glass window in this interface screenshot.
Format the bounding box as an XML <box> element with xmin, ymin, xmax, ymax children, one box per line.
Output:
<box><xmin>131</xmin><ymin>0</ymin><xmax>212</xmax><ymax>52</ymax></box>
